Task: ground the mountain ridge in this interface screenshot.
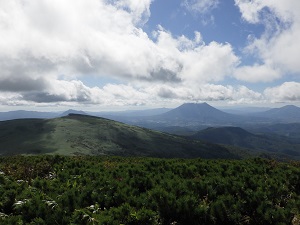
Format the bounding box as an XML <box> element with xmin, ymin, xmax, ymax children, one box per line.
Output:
<box><xmin>190</xmin><ymin>126</ymin><xmax>300</xmax><ymax>159</ymax></box>
<box><xmin>147</xmin><ymin>102</ymin><xmax>245</xmax><ymax>126</ymax></box>
<box><xmin>252</xmin><ymin>105</ymin><xmax>300</xmax><ymax>122</ymax></box>
<box><xmin>0</xmin><ymin>114</ymin><xmax>241</xmax><ymax>159</ymax></box>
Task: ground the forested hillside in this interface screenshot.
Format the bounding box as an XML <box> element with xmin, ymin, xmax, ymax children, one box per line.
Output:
<box><xmin>0</xmin><ymin>155</ymin><xmax>299</xmax><ymax>224</ymax></box>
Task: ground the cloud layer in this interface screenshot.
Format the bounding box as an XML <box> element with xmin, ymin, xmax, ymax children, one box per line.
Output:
<box><xmin>264</xmin><ymin>82</ymin><xmax>300</xmax><ymax>102</ymax></box>
<box><xmin>0</xmin><ymin>0</ymin><xmax>299</xmax><ymax>108</ymax></box>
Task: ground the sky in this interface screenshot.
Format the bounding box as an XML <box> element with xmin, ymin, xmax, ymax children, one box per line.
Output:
<box><xmin>0</xmin><ymin>0</ymin><xmax>300</xmax><ymax>111</ymax></box>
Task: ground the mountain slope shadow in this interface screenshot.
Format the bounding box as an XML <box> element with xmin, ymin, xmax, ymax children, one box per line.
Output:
<box><xmin>0</xmin><ymin>119</ymin><xmax>56</xmax><ymax>155</ymax></box>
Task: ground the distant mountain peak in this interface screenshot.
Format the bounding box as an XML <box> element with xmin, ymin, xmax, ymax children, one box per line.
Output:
<box><xmin>60</xmin><ymin>109</ymin><xmax>87</xmax><ymax>117</ymax></box>
<box><xmin>174</xmin><ymin>102</ymin><xmax>221</xmax><ymax>114</ymax></box>
<box><xmin>178</xmin><ymin>102</ymin><xmax>215</xmax><ymax>110</ymax></box>
<box><xmin>266</xmin><ymin>104</ymin><xmax>300</xmax><ymax>114</ymax></box>
<box><xmin>157</xmin><ymin>102</ymin><xmax>241</xmax><ymax>124</ymax></box>
<box><xmin>281</xmin><ymin>105</ymin><xmax>299</xmax><ymax>109</ymax></box>
<box><xmin>256</xmin><ymin>104</ymin><xmax>300</xmax><ymax>122</ymax></box>
<box><xmin>64</xmin><ymin>109</ymin><xmax>86</xmax><ymax>113</ymax></box>
<box><xmin>181</xmin><ymin>102</ymin><xmax>210</xmax><ymax>106</ymax></box>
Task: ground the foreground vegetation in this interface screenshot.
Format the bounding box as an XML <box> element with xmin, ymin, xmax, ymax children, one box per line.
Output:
<box><xmin>0</xmin><ymin>155</ymin><xmax>300</xmax><ymax>224</ymax></box>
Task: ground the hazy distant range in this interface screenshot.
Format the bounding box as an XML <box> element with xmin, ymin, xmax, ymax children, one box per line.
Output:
<box><xmin>1</xmin><ymin>103</ymin><xmax>300</xmax><ymax>160</ymax></box>
<box><xmin>1</xmin><ymin>103</ymin><xmax>300</xmax><ymax>126</ymax></box>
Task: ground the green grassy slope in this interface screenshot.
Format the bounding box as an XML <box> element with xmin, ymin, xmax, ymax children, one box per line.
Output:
<box><xmin>0</xmin><ymin>114</ymin><xmax>240</xmax><ymax>159</ymax></box>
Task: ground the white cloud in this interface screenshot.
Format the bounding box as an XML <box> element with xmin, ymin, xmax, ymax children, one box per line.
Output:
<box><xmin>234</xmin><ymin>0</ymin><xmax>300</xmax><ymax>81</ymax></box>
<box><xmin>0</xmin><ymin>77</ymin><xmax>264</xmax><ymax>107</ymax></box>
<box><xmin>235</xmin><ymin>0</ymin><xmax>300</xmax><ymax>24</ymax></box>
<box><xmin>2</xmin><ymin>73</ymin><xmax>298</xmax><ymax>107</ymax></box>
<box><xmin>234</xmin><ymin>0</ymin><xmax>265</xmax><ymax>24</ymax></box>
<box><xmin>0</xmin><ymin>92</ymin><xmax>24</xmax><ymax>106</ymax></box>
<box><xmin>233</xmin><ymin>64</ymin><xmax>281</xmax><ymax>83</ymax></box>
<box><xmin>264</xmin><ymin>82</ymin><xmax>300</xmax><ymax>102</ymax></box>
<box><xmin>1</xmin><ymin>0</ymin><xmax>297</xmax><ymax>108</ymax></box>
<box><xmin>123</xmin><ymin>82</ymin><xmax>261</xmax><ymax>105</ymax></box>
<box><xmin>0</xmin><ymin>0</ymin><xmax>236</xmax><ymax>85</ymax></box>
<box><xmin>113</xmin><ymin>0</ymin><xmax>153</xmax><ymax>25</ymax></box>
<box><xmin>0</xmin><ymin>0</ymin><xmax>239</xmax><ymax>100</ymax></box>
<box><xmin>179</xmin><ymin>41</ymin><xmax>239</xmax><ymax>83</ymax></box>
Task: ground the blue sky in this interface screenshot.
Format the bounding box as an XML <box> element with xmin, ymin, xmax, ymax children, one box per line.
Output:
<box><xmin>0</xmin><ymin>0</ymin><xmax>300</xmax><ymax>111</ymax></box>
<box><xmin>148</xmin><ymin>0</ymin><xmax>264</xmax><ymax>48</ymax></box>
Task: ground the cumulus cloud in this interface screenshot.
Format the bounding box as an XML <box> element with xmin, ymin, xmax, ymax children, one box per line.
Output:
<box><xmin>0</xmin><ymin>78</ymin><xmax>264</xmax><ymax>107</ymax></box>
<box><xmin>0</xmin><ymin>0</ymin><xmax>238</xmax><ymax>84</ymax></box>
<box><xmin>0</xmin><ymin>92</ymin><xmax>23</xmax><ymax>106</ymax></box>
<box><xmin>153</xmin><ymin>29</ymin><xmax>239</xmax><ymax>84</ymax></box>
<box><xmin>234</xmin><ymin>0</ymin><xmax>300</xmax><ymax>81</ymax></box>
<box><xmin>264</xmin><ymin>82</ymin><xmax>300</xmax><ymax>102</ymax></box>
<box><xmin>234</xmin><ymin>0</ymin><xmax>265</xmax><ymax>24</ymax></box>
<box><xmin>0</xmin><ymin>0</ymin><xmax>154</xmax><ymax>80</ymax></box>
<box><xmin>233</xmin><ymin>64</ymin><xmax>281</xmax><ymax>83</ymax></box>
<box><xmin>113</xmin><ymin>0</ymin><xmax>152</xmax><ymax>25</ymax></box>
<box><xmin>0</xmin><ymin>76</ymin><xmax>48</xmax><ymax>92</ymax></box>
<box><xmin>143</xmin><ymin>83</ymin><xmax>262</xmax><ymax>104</ymax></box>
<box><xmin>1</xmin><ymin>74</ymin><xmax>297</xmax><ymax>107</ymax></box>
<box><xmin>179</xmin><ymin>41</ymin><xmax>239</xmax><ymax>83</ymax></box>
<box><xmin>0</xmin><ymin>0</ymin><xmax>242</xmax><ymax>107</ymax></box>
<box><xmin>1</xmin><ymin>0</ymin><xmax>297</xmax><ymax>107</ymax></box>
<box><xmin>19</xmin><ymin>80</ymin><xmax>100</xmax><ymax>104</ymax></box>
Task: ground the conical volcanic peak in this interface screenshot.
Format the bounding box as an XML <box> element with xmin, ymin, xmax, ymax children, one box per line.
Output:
<box><xmin>158</xmin><ymin>102</ymin><xmax>239</xmax><ymax>124</ymax></box>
